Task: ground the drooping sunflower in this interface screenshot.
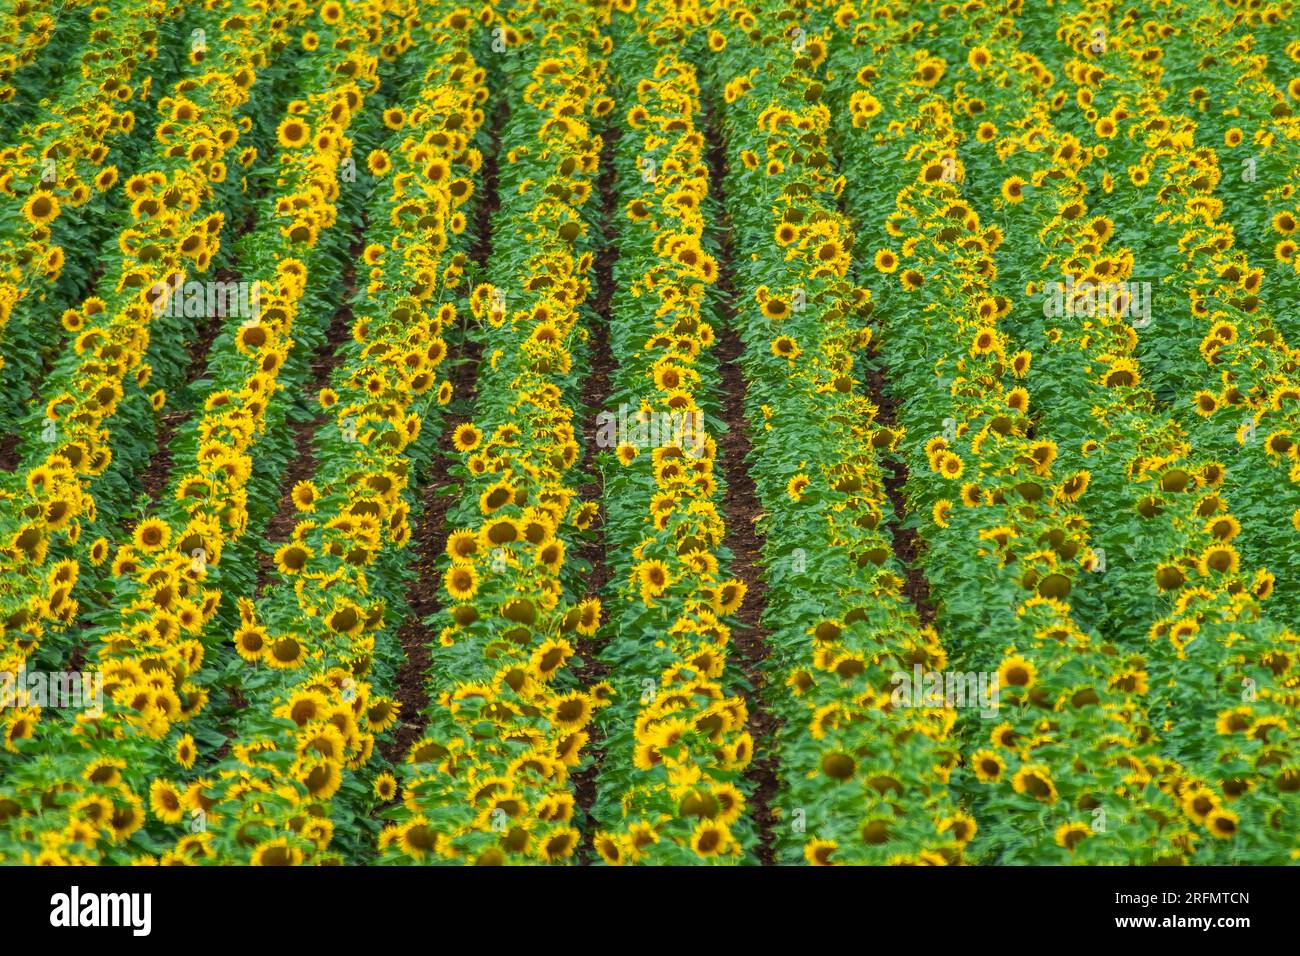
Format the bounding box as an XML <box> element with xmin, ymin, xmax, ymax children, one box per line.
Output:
<box><xmin>1011</xmin><ymin>764</ymin><xmax>1057</xmax><ymax>803</ymax></box>
<box><xmin>175</xmin><ymin>734</ymin><xmax>197</xmax><ymax>769</ymax></box>
<box><xmin>786</xmin><ymin>473</ymin><xmax>810</xmax><ymax>501</ymax></box>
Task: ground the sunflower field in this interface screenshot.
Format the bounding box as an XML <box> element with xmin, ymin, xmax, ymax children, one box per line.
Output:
<box><xmin>0</xmin><ymin>0</ymin><xmax>1298</xmax><ymax>868</ymax></box>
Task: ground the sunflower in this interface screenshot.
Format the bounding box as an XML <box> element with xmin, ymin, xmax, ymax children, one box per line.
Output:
<box><xmin>715</xmin><ymin>579</ymin><xmax>747</xmax><ymax>615</ymax></box>
<box><xmin>175</xmin><ymin>734</ymin><xmax>197</xmax><ymax>769</ymax></box>
<box><xmin>266</xmin><ymin>635</ymin><xmax>307</xmax><ymax>669</ymax></box>
<box><xmin>575</xmin><ymin>598</ymin><xmax>601</xmax><ymax>635</ymax></box>
<box><xmin>594</xmin><ymin>833</ymin><xmax>623</xmax><ymax>865</ymax></box>
<box><xmin>1058</xmin><ymin>470</ymin><xmax>1090</xmax><ymax>501</ymax></box>
<box><xmin>969</xmin><ymin>326</ymin><xmax>999</xmax><ymax>356</ymax></box>
<box><xmin>932</xmin><ymin>498</ymin><xmax>952</xmax><ymax>528</ymax></box>
<box><xmin>552</xmin><ymin>691</ymin><xmax>593</xmax><ymax>731</ymax></box>
<box><xmin>94</xmin><ymin>166</ymin><xmax>119</xmax><ymax>192</ymax></box>
<box><xmin>804</xmin><ymin>838</ymin><xmax>837</xmax><ymax>865</ymax></box>
<box><xmin>770</xmin><ymin>336</ymin><xmax>800</xmax><ymax>359</ymax></box>
<box><xmin>970</xmin><ymin>749</ymin><xmax>1005</xmax><ymax>782</ymax></box>
<box><xmin>445</xmin><ymin>563</ymin><xmax>479</xmax><ymax>601</ymax></box>
<box><xmin>228</xmin><ymin>616</ymin><xmax>266</xmax><ymax>660</ymax></box>
<box><xmin>445</xmin><ymin>529</ymin><xmax>478</xmax><ymax>562</ymax></box>
<box><xmin>452</xmin><ymin>423</ymin><xmax>481</xmax><ymax>452</ymax></box>
<box><xmin>299</xmin><ymin>756</ymin><xmax>343</xmax><ymax>800</ymax></box>
<box><xmin>251</xmin><ymin>838</ymin><xmax>304</xmax><ymax>866</ymax></box>
<box><xmin>133</xmin><ymin>517</ymin><xmax>171</xmax><ymax>552</ymax></box>
<box><xmin>23</xmin><ymin>192</ymin><xmax>59</xmax><ymax>224</ymax></box>
<box><xmin>938</xmin><ymin>452</ymin><xmax>964</xmax><ymax>479</ymax></box>
<box><xmin>479</xmin><ymin>479</ymin><xmax>515</xmax><ymax>514</ymax></box>
<box><xmin>1101</xmin><ymin>357</ymin><xmax>1139</xmax><ymax>388</ymax></box>
<box><xmin>873</xmin><ymin>247</ymin><xmax>899</xmax><ymax>272</ymax></box>
<box><xmin>635</xmin><ymin>559</ymin><xmax>672</xmax><ymax>601</ymax></box>
<box><xmin>1205</xmin><ymin>807</ymin><xmax>1238</xmax><ymax>839</ymax></box>
<box><xmin>372</xmin><ymin>772</ymin><xmax>398</xmax><ymax>803</ymax></box>
<box><xmin>539</xmin><ymin>828</ymin><xmax>579</xmax><ymax>862</ymax></box>
<box><xmin>536</xmin><ymin>538</ymin><xmax>564</xmax><ymax>572</ymax></box>
<box><xmin>531</xmin><ymin>638</ymin><xmax>573</xmax><ymax>681</ymax></box>
<box><xmin>108</xmin><ymin>796</ymin><xmax>145</xmax><ymax>841</ymax></box>
<box><xmin>997</xmin><ymin>655</ymin><xmax>1036</xmax><ymax>689</ymax></box>
<box><xmin>1055</xmin><ymin>821</ymin><xmax>1091</xmax><ymax>851</ymax></box>
<box><xmin>149</xmin><ymin>779</ymin><xmax>186</xmax><ymax>824</ymax></box>
<box><xmin>4</xmin><ymin>708</ymin><xmax>37</xmax><ymax>751</ymax></box>
<box><xmin>291</xmin><ymin>480</ymin><xmax>318</xmax><ymax>512</ymax></box>
<box><xmin>690</xmin><ymin>820</ymin><xmax>730</xmax><ymax>857</ymax></box>
<box><xmin>1012</xmin><ymin>764</ymin><xmax>1057</xmax><ymax>802</ymax></box>
<box><xmin>1198</xmin><ymin>543</ymin><xmax>1239</xmax><ymax>576</ymax></box>
<box><xmin>274</xmin><ymin>542</ymin><xmax>312</xmax><ymax>575</ymax></box>
<box><xmin>276</xmin><ymin>117</ymin><xmax>311</xmax><ymax>149</ymax></box>
<box><xmin>786</xmin><ymin>473</ymin><xmax>810</xmax><ymax>501</ymax></box>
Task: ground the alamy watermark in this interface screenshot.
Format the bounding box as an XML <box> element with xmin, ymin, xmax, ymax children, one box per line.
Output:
<box><xmin>150</xmin><ymin>275</ymin><xmax>263</xmax><ymax>320</ymax></box>
<box><xmin>891</xmin><ymin>664</ymin><xmax>1000</xmax><ymax>718</ymax></box>
<box><xmin>594</xmin><ymin>404</ymin><xmax>706</xmax><ymax>458</ymax></box>
<box><xmin>50</xmin><ymin>886</ymin><xmax>151</xmax><ymax>936</ymax></box>
<box><xmin>1041</xmin><ymin>276</ymin><xmax>1151</xmax><ymax>327</ymax></box>
<box><xmin>1</xmin><ymin>668</ymin><xmax>104</xmax><ymax>715</ymax></box>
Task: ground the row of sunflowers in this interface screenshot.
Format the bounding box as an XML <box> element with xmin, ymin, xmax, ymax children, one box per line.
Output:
<box><xmin>588</xmin><ymin>6</ymin><xmax>754</xmax><ymax>864</ymax></box>
<box><xmin>0</xmin><ymin>0</ymin><xmax>424</xmax><ymax>863</ymax></box>
<box><xmin>826</xmin><ymin>0</ymin><xmax>1300</xmax><ymax>862</ymax></box>
<box><xmin>0</xmin><ymin>0</ymin><xmax>184</xmax><ymax>433</ymax></box>
<box><xmin>1</xmin><ymin>0</ymin><xmax>1298</xmax><ymax>865</ymax></box>
<box><xmin>709</xmin><ymin>0</ymin><xmax>969</xmax><ymax>865</ymax></box>
<box><xmin>377</xmin><ymin>0</ymin><xmax>609</xmax><ymax>864</ymax></box>
<box><xmin>970</xmin><ymin>0</ymin><xmax>1300</xmax><ymax>863</ymax></box>
<box><xmin>0</xmin><ymin>0</ymin><xmax>93</xmax><ymax>110</ymax></box>
<box><xmin>832</xmin><ymin>0</ymin><xmax>1208</xmax><ymax>863</ymax></box>
<box><xmin>0</xmin><ymin>0</ymin><xmax>306</xmax><ymax>673</ymax></box>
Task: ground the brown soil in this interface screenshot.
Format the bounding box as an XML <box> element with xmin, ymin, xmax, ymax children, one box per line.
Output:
<box><xmin>252</xmin><ymin>230</ymin><xmax>364</xmax><ymax>596</ymax></box>
<box><xmin>571</xmin><ymin>119</ymin><xmax>618</xmax><ymax>858</ymax></box>
<box><xmin>135</xmin><ymin>268</ymin><xmax>232</xmax><ymax>512</ymax></box>
<box><xmin>0</xmin><ymin>433</ymin><xmax>18</xmax><ymax>472</ymax></box>
<box><xmin>864</xmin><ymin>366</ymin><xmax>936</xmax><ymax>624</ymax></box>
<box><xmin>569</xmin><ymin>130</ymin><xmax>618</xmax><ymax>858</ymax></box>
<box><xmin>704</xmin><ymin>100</ymin><xmax>778</xmax><ymax>866</ymax></box>
<box><xmin>380</xmin><ymin>99</ymin><xmax>504</xmax><ymax>766</ymax></box>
